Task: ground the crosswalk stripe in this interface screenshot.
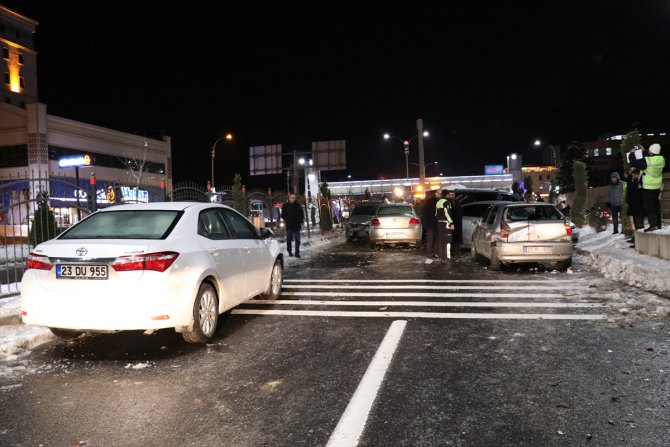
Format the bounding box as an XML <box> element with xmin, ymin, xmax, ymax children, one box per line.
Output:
<box><xmin>283</xmin><ymin>279</ymin><xmax>577</xmax><ymax>284</ymax></box>
<box><xmin>281</xmin><ymin>291</ymin><xmax>579</xmax><ymax>298</ymax></box>
<box><xmin>250</xmin><ymin>300</ymin><xmax>605</xmax><ymax>308</ymax></box>
<box><xmin>231</xmin><ymin>309</ymin><xmax>608</xmax><ymax>320</ymax></box>
<box><xmin>282</xmin><ymin>284</ymin><xmax>580</xmax><ymax>290</ymax></box>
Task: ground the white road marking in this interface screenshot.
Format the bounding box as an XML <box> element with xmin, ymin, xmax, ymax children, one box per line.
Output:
<box><xmin>326</xmin><ymin>320</ymin><xmax>407</xmax><ymax>447</ymax></box>
<box><xmin>231</xmin><ymin>309</ymin><xmax>608</xmax><ymax>320</ymax></box>
<box><xmin>282</xmin><ymin>291</ymin><xmax>573</xmax><ymax>299</ymax></box>
<box><xmin>282</xmin><ymin>284</ymin><xmax>581</xmax><ymax>290</ymax></box>
<box><xmin>284</xmin><ymin>279</ymin><xmax>577</xmax><ymax>283</ymax></box>
<box><xmin>250</xmin><ymin>300</ymin><xmax>605</xmax><ymax>308</ymax></box>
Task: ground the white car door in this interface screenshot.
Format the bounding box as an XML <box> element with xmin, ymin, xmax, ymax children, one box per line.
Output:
<box><xmin>219</xmin><ymin>208</ymin><xmax>270</xmax><ymax>300</ymax></box>
<box><xmin>197</xmin><ymin>208</ymin><xmax>246</xmax><ymax>308</ymax></box>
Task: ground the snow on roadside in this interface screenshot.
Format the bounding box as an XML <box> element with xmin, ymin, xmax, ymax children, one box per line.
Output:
<box><xmin>0</xmin><ymin>282</ymin><xmax>20</xmax><ymax>297</ymax></box>
<box><xmin>0</xmin><ymin>294</ymin><xmax>20</xmax><ymax>320</ymax></box>
<box><xmin>575</xmin><ymin>225</ymin><xmax>670</xmax><ymax>297</ymax></box>
<box><xmin>0</xmin><ymin>323</ymin><xmax>54</xmax><ymax>362</ymax></box>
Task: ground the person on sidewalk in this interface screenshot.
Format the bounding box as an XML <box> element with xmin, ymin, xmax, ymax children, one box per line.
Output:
<box><xmin>435</xmin><ymin>189</ymin><xmax>455</xmax><ymax>260</ymax></box>
<box><xmin>629</xmin><ymin>143</ymin><xmax>666</xmax><ymax>232</ymax></box>
<box><xmin>421</xmin><ymin>189</ymin><xmax>438</xmax><ymax>258</ymax></box>
<box><xmin>281</xmin><ymin>194</ymin><xmax>305</xmax><ymax>258</ymax></box>
<box><xmin>624</xmin><ymin>166</ymin><xmax>645</xmax><ymax>244</ymax></box>
<box><xmin>607</xmin><ymin>172</ymin><xmax>623</xmax><ymax>234</ymax></box>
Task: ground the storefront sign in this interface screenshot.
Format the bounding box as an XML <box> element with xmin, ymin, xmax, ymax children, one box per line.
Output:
<box><xmin>58</xmin><ymin>154</ymin><xmax>93</xmax><ymax>168</ymax></box>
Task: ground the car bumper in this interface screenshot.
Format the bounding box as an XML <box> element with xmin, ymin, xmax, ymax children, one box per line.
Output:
<box><xmin>346</xmin><ymin>225</ymin><xmax>370</xmax><ymax>239</ymax></box>
<box><xmin>495</xmin><ymin>241</ymin><xmax>573</xmax><ymax>262</ymax></box>
<box><xmin>20</xmin><ymin>270</ymin><xmax>196</xmax><ymax>332</ymax></box>
<box><xmin>369</xmin><ymin>227</ymin><xmax>422</xmax><ymax>244</ymax></box>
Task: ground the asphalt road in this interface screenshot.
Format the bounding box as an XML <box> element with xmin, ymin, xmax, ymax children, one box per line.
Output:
<box><xmin>1</xmin><ymin>240</ymin><xmax>669</xmax><ymax>447</ymax></box>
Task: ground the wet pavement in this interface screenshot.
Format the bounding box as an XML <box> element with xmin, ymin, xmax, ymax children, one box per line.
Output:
<box><xmin>1</xmin><ymin>239</ymin><xmax>669</xmax><ymax>446</ymax></box>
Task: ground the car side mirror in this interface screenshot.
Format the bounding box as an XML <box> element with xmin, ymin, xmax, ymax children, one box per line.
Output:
<box><xmin>260</xmin><ymin>228</ymin><xmax>274</xmax><ymax>239</ymax></box>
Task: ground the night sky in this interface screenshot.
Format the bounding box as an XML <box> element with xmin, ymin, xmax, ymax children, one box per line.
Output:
<box><xmin>4</xmin><ymin>1</ymin><xmax>670</xmax><ymax>189</ymax></box>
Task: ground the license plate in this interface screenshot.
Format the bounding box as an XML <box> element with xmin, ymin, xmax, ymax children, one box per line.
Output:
<box><xmin>385</xmin><ymin>232</ymin><xmax>406</xmax><ymax>239</ymax></box>
<box><xmin>56</xmin><ymin>264</ymin><xmax>108</xmax><ymax>280</ymax></box>
<box><xmin>524</xmin><ymin>246</ymin><xmax>553</xmax><ymax>254</ymax></box>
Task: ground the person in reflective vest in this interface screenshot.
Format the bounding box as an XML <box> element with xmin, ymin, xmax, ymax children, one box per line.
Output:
<box><xmin>629</xmin><ymin>143</ymin><xmax>665</xmax><ymax>232</ymax></box>
<box><xmin>435</xmin><ymin>189</ymin><xmax>454</xmax><ymax>259</ymax></box>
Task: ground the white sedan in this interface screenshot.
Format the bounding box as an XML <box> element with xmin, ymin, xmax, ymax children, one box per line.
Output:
<box><xmin>21</xmin><ymin>202</ymin><xmax>283</xmax><ymax>343</ymax></box>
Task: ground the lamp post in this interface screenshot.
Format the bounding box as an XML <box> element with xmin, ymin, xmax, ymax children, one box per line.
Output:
<box><xmin>383</xmin><ymin>129</ymin><xmax>429</xmax><ymax>193</ymax></box>
<box><xmin>210</xmin><ymin>133</ymin><xmax>233</xmax><ymax>189</ymax></box>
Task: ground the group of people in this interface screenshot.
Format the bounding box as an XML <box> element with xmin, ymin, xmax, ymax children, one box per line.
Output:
<box><xmin>608</xmin><ymin>143</ymin><xmax>665</xmax><ymax>241</ymax></box>
<box><xmin>421</xmin><ymin>189</ymin><xmax>462</xmax><ymax>260</ymax></box>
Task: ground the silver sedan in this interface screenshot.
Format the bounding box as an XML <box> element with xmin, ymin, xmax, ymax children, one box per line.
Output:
<box><xmin>471</xmin><ymin>202</ymin><xmax>573</xmax><ymax>270</ymax></box>
<box><xmin>369</xmin><ymin>204</ymin><xmax>422</xmax><ymax>248</ymax></box>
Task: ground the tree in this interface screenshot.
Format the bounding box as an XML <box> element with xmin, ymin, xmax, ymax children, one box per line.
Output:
<box><xmin>319</xmin><ymin>180</ymin><xmax>331</xmax><ymax>199</ymax></box>
<box><xmin>29</xmin><ymin>191</ymin><xmax>58</xmax><ymax>246</ymax></box>
<box><xmin>556</xmin><ymin>142</ymin><xmax>586</xmax><ymax>193</ymax></box>
<box><xmin>232</xmin><ymin>173</ymin><xmax>245</xmax><ymax>214</ymax></box>
<box><xmin>571</xmin><ymin>161</ymin><xmax>588</xmax><ymax>228</ymax></box>
<box><xmin>119</xmin><ymin>141</ymin><xmax>152</xmax><ymax>191</ymax></box>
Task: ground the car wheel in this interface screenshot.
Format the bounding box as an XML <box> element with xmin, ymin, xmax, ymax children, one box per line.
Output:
<box><xmin>260</xmin><ymin>260</ymin><xmax>283</xmax><ymax>299</ymax></box>
<box><xmin>49</xmin><ymin>328</ymin><xmax>84</xmax><ymax>339</ymax></box>
<box><xmin>489</xmin><ymin>247</ymin><xmax>501</xmax><ymax>271</ymax></box>
<box><xmin>556</xmin><ymin>259</ymin><xmax>572</xmax><ymax>271</ymax></box>
<box><xmin>182</xmin><ymin>282</ymin><xmax>218</xmax><ymax>344</ymax></box>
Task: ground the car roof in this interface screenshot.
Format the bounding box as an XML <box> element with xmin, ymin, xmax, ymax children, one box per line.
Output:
<box><xmin>462</xmin><ymin>200</ymin><xmax>513</xmax><ymax>207</ymax></box>
<box><xmin>503</xmin><ymin>202</ymin><xmax>557</xmax><ymax>207</ymax></box>
<box><xmin>98</xmin><ymin>202</ymin><xmax>227</xmax><ymax>212</ymax></box>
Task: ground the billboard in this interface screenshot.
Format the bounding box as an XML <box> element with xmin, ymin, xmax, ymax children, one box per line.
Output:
<box><xmin>485</xmin><ymin>165</ymin><xmax>504</xmax><ymax>175</ymax></box>
<box><xmin>249</xmin><ymin>144</ymin><xmax>282</xmax><ymax>176</ymax></box>
<box><xmin>312</xmin><ymin>140</ymin><xmax>346</xmax><ymax>171</ymax></box>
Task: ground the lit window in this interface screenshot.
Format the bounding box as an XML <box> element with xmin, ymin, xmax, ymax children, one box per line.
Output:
<box><xmin>18</xmin><ymin>53</ymin><xmax>23</xmax><ymax>65</ymax></box>
<box><xmin>594</xmin><ymin>148</ymin><xmax>599</xmax><ymax>157</ymax></box>
<box><xmin>3</xmin><ymin>72</ymin><xmax>8</xmax><ymax>84</ymax></box>
<box><xmin>19</xmin><ymin>77</ymin><xmax>25</xmax><ymax>89</ymax></box>
<box><xmin>606</xmin><ymin>147</ymin><xmax>612</xmax><ymax>155</ymax></box>
<box><xmin>2</xmin><ymin>47</ymin><xmax>7</xmax><ymax>59</ymax></box>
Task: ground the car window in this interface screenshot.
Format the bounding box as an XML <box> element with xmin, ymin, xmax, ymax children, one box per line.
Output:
<box><xmin>59</xmin><ymin>210</ymin><xmax>181</xmax><ymax>240</ymax></box>
<box><xmin>498</xmin><ymin>193</ymin><xmax>517</xmax><ymax>201</ymax></box>
<box><xmin>505</xmin><ymin>205</ymin><xmax>564</xmax><ymax>221</ymax></box>
<box><xmin>462</xmin><ymin>203</ymin><xmax>493</xmax><ymax>218</ymax></box>
<box><xmin>377</xmin><ymin>206</ymin><xmax>413</xmax><ymax>216</ymax></box>
<box><xmin>219</xmin><ymin>208</ymin><xmax>260</xmax><ymax>239</ymax></box>
<box><xmin>486</xmin><ymin>206</ymin><xmax>498</xmax><ymax>225</ymax></box>
<box><xmin>351</xmin><ymin>205</ymin><xmax>379</xmax><ymax>216</ymax></box>
<box><xmin>198</xmin><ymin>209</ymin><xmax>231</xmax><ymax>240</ymax></box>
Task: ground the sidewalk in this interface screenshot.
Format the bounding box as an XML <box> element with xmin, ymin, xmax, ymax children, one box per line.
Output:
<box><xmin>0</xmin><ymin>228</ymin><xmax>344</xmax><ymax>361</ymax></box>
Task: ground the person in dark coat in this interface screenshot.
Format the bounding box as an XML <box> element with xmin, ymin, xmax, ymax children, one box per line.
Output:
<box><xmin>624</xmin><ymin>166</ymin><xmax>645</xmax><ymax>242</ymax></box>
<box><xmin>281</xmin><ymin>194</ymin><xmax>305</xmax><ymax>258</ymax></box>
<box><xmin>607</xmin><ymin>172</ymin><xmax>623</xmax><ymax>234</ymax></box>
<box><xmin>421</xmin><ymin>190</ymin><xmax>438</xmax><ymax>258</ymax></box>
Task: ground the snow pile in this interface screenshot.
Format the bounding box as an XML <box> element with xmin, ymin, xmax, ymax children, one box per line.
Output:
<box><xmin>0</xmin><ymin>323</ymin><xmax>53</xmax><ymax>362</ymax></box>
<box><xmin>0</xmin><ymin>295</ymin><xmax>20</xmax><ymax>320</ymax></box>
<box><xmin>575</xmin><ymin>225</ymin><xmax>670</xmax><ymax>297</ymax></box>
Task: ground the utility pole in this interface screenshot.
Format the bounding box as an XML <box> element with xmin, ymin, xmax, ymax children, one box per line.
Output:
<box><xmin>292</xmin><ymin>150</ymin><xmax>299</xmax><ymax>195</ymax></box>
<box><xmin>417</xmin><ymin>118</ymin><xmax>426</xmax><ymax>195</ymax></box>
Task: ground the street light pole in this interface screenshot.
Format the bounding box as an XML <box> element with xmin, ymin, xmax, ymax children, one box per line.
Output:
<box><xmin>417</xmin><ymin>118</ymin><xmax>426</xmax><ymax>193</ymax></box>
<box><xmin>210</xmin><ymin>133</ymin><xmax>233</xmax><ymax>189</ymax></box>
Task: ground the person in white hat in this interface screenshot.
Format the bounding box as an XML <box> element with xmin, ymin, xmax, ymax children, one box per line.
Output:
<box><xmin>629</xmin><ymin>143</ymin><xmax>665</xmax><ymax>231</ymax></box>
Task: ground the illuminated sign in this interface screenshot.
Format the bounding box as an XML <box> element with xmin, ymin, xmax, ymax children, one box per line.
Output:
<box><xmin>58</xmin><ymin>154</ymin><xmax>93</xmax><ymax>168</ymax></box>
<box><xmin>121</xmin><ymin>186</ymin><xmax>149</xmax><ymax>203</ymax></box>
<box><xmin>485</xmin><ymin>165</ymin><xmax>504</xmax><ymax>175</ymax></box>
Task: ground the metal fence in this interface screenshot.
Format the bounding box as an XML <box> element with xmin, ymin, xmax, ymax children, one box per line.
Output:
<box><xmin>0</xmin><ymin>176</ymin><xmax>293</xmax><ymax>297</ymax></box>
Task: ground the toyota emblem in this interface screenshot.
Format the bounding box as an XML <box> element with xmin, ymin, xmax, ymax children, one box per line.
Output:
<box><xmin>76</xmin><ymin>247</ymin><xmax>88</xmax><ymax>257</ymax></box>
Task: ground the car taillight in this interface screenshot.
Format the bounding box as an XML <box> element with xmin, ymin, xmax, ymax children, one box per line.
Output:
<box><xmin>564</xmin><ymin>221</ymin><xmax>573</xmax><ymax>236</ymax></box>
<box><xmin>370</xmin><ymin>219</ymin><xmax>380</xmax><ymax>226</ymax></box>
<box><xmin>111</xmin><ymin>252</ymin><xmax>179</xmax><ymax>272</ymax></box>
<box><xmin>26</xmin><ymin>253</ymin><xmax>53</xmax><ymax>270</ymax></box>
<box><xmin>409</xmin><ymin>217</ymin><xmax>421</xmax><ymax>225</ymax></box>
<box><xmin>500</xmin><ymin>220</ymin><xmax>510</xmax><ymax>240</ymax></box>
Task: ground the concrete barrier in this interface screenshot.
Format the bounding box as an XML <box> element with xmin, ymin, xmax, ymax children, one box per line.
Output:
<box><xmin>635</xmin><ymin>229</ymin><xmax>670</xmax><ymax>261</ymax></box>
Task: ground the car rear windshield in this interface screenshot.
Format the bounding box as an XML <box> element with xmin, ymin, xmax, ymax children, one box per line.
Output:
<box><xmin>505</xmin><ymin>205</ymin><xmax>563</xmax><ymax>222</ymax></box>
<box><xmin>351</xmin><ymin>205</ymin><xmax>379</xmax><ymax>216</ymax></box>
<box><xmin>59</xmin><ymin>210</ymin><xmax>182</xmax><ymax>239</ymax></box>
<box><xmin>377</xmin><ymin>206</ymin><xmax>413</xmax><ymax>216</ymax></box>
<box><xmin>462</xmin><ymin>203</ymin><xmax>494</xmax><ymax>217</ymax></box>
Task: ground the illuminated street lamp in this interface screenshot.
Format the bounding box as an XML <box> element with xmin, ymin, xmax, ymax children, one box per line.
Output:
<box><xmin>210</xmin><ymin>133</ymin><xmax>233</xmax><ymax>189</ymax></box>
<box><xmin>383</xmin><ymin>130</ymin><xmax>429</xmax><ymax>189</ymax></box>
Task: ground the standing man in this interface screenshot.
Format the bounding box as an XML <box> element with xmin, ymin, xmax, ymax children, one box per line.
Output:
<box><xmin>421</xmin><ymin>190</ymin><xmax>438</xmax><ymax>258</ymax></box>
<box><xmin>446</xmin><ymin>190</ymin><xmax>462</xmax><ymax>257</ymax></box>
<box><xmin>629</xmin><ymin>144</ymin><xmax>665</xmax><ymax>232</ymax></box>
<box><xmin>435</xmin><ymin>189</ymin><xmax>454</xmax><ymax>260</ymax></box>
<box><xmin>607</xmin><ymin>172</ymin><xmax>623</xmax><ymax>234</ymax></box>
<box><xmin>281</xmin><ymin>194</ymin><xmax>305</xmax><ymax>258</ymax></box>
<box><xmin>624</xmin><ymin>167</ymin><xmax>645</xmax><ymax>240</ymax></box>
